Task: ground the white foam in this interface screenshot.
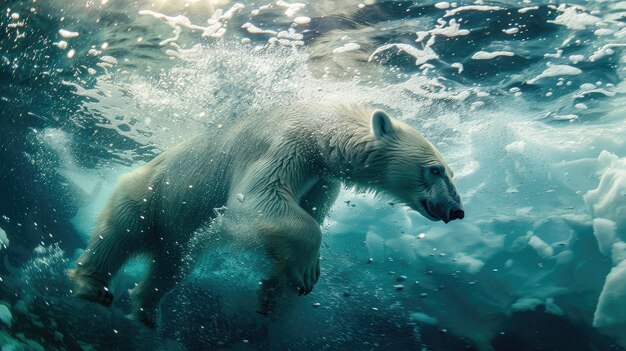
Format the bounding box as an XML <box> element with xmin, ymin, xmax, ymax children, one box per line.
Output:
<box><xmin>503</xmin><ymin>27</ymin><xmax>519</xmax><ymax>34</ymax></box>
<box><xmin>100</xmin><ymin>55</ymin><xmax>117</xmax><ymax>65</ymax></box>
<box><xmin>518</xmin><ymin>6</ymin><xmax>538</xmax><ymax>14</ymax></box>
<box><xmin>430</xmin><ymin>19</ymin><xmax>470</xmax><ymax>37</ymax></box>
<box><xmin>269</xmin><ymin>37</ymin><xmax>304</xmax><ymax>46</ymax></box>
<box><xmin>277</xmin><ymin>30</ymin><xmax>303</xmax><ymax>40</ymax></box>
<box><xmin>470</xmin><ymin>51</ymin><xmax>514</xmax><ymax>60</ymax></box>
<box><xmin>544</xmin><ymin>49</ymin><xmax>563</xmax><ymax>58</ymax></box>
<box><xmin>293</xmin><ymin>16</ymin><xmax>310</xmax><ymax>24</ymax></box>
<box><xmin>415</xmin><ymin>31</ymin><xmax>429</xmax><ymax>43</ymax></box>
<box><xmin>138</xmin><ymin>6</ymin><xmax>241</xmax><ymax>40</ymax></box>
<box><xmin>53</xmin><ymin>40</ymin><xmax>68</xmax><ymax>50</ymax></box>
<box><xmin>580</xmin><ymin>83</ymin><xmax>597</xmax><ymax>90</ymax></box>
<box><xmin>59</xmin><ymin>29</ymin><xmax>79</xmax><ymax>38</ymax></box>
<box><xmin>569</xmin><ymin>54</ymin><xmax>585</xmax><ymax>64</ymax></box>
<box><xmin>589</xmin><ymin>44</ymin><xmax>626</xmax><ymax>62</ymax></box>
<box><xmin>332</xmin><ymin>43</ymin><xmax>361</xmax><ymax>54</ymax></box>
<box><xmin>242</xmin><ymin>22</ymin><xmax>278</xmax><ymax>35</ymax></box>
<box><xmin>420</xmin><ymin>63</ymin><xmax>435</xmax><ymax>72</ymax></box>
<box><xmin>160</xmin><ymin>26</ymin><xmax>181</xmax><ymax>46</ymax></box>
<box><xmin>552</xmin><ymin>114</ymin><xmax>578</xmax><ymax>121</ymax></box>
<box><xmin>251</xmin><ymin>4</ymin><xmax>271</xmax><ymax>16</ymax></box>
<box><xmin>7</xmin><ymin>21</ymin><xmax>25</xmax><ymax>29</ymax></box>
<box><xmin>221</xmin><ymin>3</ymin><xmax>244</xmax><ymax>20</ymax></box>
<box><xmin>369</xmin><ymin>44</ymin><xmax>438</xmax><ymax>66</ymax></box>
<box><xmin>413</xmin><ymin>19</ymin><xmax>469</xmax><ymax>47</ymax></box>
<box><xmin>527</xmin><ymin>64</ymin><xmax>582</xmax><ymax>84</ymax></box>
<box><xmin>574</xmin><ymin>88</ymin><xmax>616</xmax><ymax>98</ymax></box>
<box><xmin>88</xmin><ymin>47</ymin><xmax>101</xmax><ymax>56</ymax></box>
<box><xmin>444</xmin><ymin>5</ymin><xmax>502</xmax><ymax>17</ymax></box>
<box><xmin>451</xmin><ymin>62</ymin><xmax>463</xmax><ymax>73</ymax></box>
<box><xmin>276</xmin><ymin>0</ymin><xmax>305</xmax><ymax>17</ymax></box>
<box><xmin>548</xmin><ymin>5</ymin><xmax>601</xmax><ymax>30</ymax></box>
<box><xmin>595</xmin><ymin>28</ymin><xmax>615</xmax><ymax>36</ymax></box>
<box><xmin>434</xmin><ymin>2</ymin><xmax>450</xmax><ymax>10</ymax></box>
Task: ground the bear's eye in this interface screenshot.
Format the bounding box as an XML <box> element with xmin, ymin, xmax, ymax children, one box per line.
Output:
<box><xmin>431</xmin><ymin>167</ymin><xmax>441</xmax><ymax>176</ymax></box>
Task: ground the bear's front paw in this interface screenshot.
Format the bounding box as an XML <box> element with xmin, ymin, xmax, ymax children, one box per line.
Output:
<box><xmin>73</xmin><ymin>284</ymin><xmax>114</xmax><ymax>307</ymax></box>
<box><xmin>287</xmin><ymin>256</ymin><xmax>320</xmax><ymax>296</ymax></box>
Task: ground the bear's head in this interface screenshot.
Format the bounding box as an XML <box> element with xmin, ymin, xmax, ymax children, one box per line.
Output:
<box><xmin>365</xmin><ymin>110</ymin><xmax>464</xmax><ymax>223</ymax></box>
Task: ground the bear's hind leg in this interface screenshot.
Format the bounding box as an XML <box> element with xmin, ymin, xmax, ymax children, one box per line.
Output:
<box><xmin>128</xmin><ymin>247</ymin><xmax>189</xmax><ymax>328</ymax></box>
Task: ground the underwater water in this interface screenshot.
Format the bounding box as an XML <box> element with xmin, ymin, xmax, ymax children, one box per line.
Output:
<box><xmin>1</xmin><ymin>0</ymin><xmax>626</xmax><ymax>350</ymax></box>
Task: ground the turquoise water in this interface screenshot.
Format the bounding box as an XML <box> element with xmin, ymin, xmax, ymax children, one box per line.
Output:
<box><xmin>1</xmin><ymin>0</ymin><xmax>625</xmax><ymax>350</ymax></box>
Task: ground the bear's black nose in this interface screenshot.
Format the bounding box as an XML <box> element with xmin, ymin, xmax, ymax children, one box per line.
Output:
<box><xmin>449</xmin><ymin>209</ymin><xmax>464</xmax><ymax>221</ymax></box>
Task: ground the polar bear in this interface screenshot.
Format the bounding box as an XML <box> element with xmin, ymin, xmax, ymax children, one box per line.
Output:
<box><xmin>69</xmin><ymin>104</ymin><xmax>464</xmax><ymax>327</ymax></box>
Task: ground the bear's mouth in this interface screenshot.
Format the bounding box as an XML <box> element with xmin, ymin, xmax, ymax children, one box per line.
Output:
<box><xmin>421</xmin><ymin>200</ymin><xmax>439</xmax><ymax>221</ymax></box>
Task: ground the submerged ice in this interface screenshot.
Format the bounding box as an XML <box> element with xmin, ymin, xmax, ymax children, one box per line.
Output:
<box><xmin>585</xmin><ymin>153</ymin><xmax>626</xmax><ymax>329</ymax></box>
<box><xmin>1</xmin><ymin>0</ymin><xmax>626</xmax><ymax>350</ymax></box>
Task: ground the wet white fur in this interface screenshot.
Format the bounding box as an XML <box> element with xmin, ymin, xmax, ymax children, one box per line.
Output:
<box><xmin>69</xmin><ymin>103</ymin><xmax>457</xmax><ymax>323</ymax></box>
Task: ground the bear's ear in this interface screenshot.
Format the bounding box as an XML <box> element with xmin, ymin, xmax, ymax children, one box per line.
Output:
<box><xmin>371</xmin><ymin>110</ymin><xmax>395</xmax><ymax>140</ymax></box>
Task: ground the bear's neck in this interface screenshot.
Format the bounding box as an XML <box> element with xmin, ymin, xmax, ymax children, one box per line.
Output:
<box><xmin>308</xmin><ymin>116</ymin><xmax>383</xmax><ymax>186</ymax></box>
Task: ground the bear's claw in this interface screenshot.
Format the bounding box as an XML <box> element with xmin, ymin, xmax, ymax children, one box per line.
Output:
<box><xmin>297</xmin><ymin>285</ymin><xmax>314</xmax><ymax>296</ymax></box>
<box><xmin>140</xmin><ymin>313</ymin><xmax>156</xmax><ymax>329</ymax></box>
<box><xmin>289</xmin><ymin>256</ymin><xmax>320</xmax><ymax>296</ymax></box>
<box><xmin>131</xmin><ymin>308</ymin><xmax>157</xmax><ymax>329</ymax></box>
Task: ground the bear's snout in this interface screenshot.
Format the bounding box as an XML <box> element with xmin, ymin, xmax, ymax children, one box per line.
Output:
<box><xmin>441</xmin><ymin>203</ymin><xmax>464</xmax><ymax>223</ymax></box>
<box><xmin>430</xmin><ymin>200</ymin><xmax>464</xmax><ymax>224</ymax></box>
<box><xmin>449</xmin><ymin>208</ymin><xmax>465</xmax><ymax>221</ymax></box>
